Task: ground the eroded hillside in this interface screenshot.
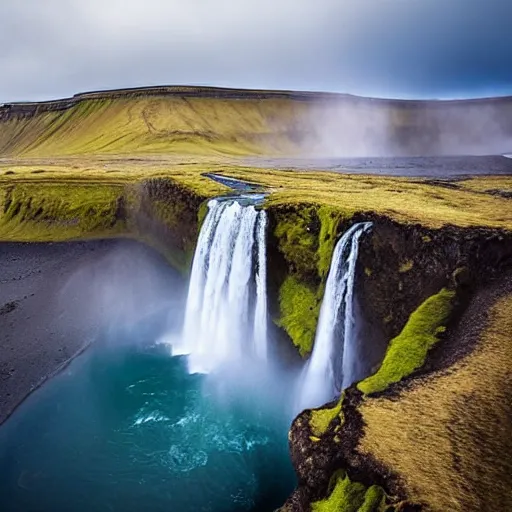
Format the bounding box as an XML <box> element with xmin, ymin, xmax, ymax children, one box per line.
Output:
<box><xmin>1</xmin><ymin>86</ymin><xmax>512</xmax><ymax>158</ymax></box>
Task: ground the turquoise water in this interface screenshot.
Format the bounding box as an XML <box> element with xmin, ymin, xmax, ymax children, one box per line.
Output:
<box><xmin>0</xmin><ymin>330</ymin><xmax>296</xmax><ymax>511</ymax></box>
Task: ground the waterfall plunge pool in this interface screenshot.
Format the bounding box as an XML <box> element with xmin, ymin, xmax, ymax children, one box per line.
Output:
<box><xmin>0</xmin><ymin>328</ymin><xmax>296</xmax><ymax>512</ymax></box>
<box><xmin>0</xmin><ymin>233</ymin><xmax>296</xmax><ymax>512</ymax></box>
<box><xmin>0</xmin><ymin>193</ymin><xmax>376</xmax><ymax>511</ymax></box>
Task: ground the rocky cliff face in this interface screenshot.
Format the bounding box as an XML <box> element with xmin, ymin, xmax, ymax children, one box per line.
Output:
<box><xmin>355</xmin><ymin>216</ymin><xmax>512</xmax><ymax>368</ymax></box>
<box><xmin>124</xmin><ymin>178</ymin><xmax>209</xmax><ymax>273</ymax></box>
<box><xmin>275</xmin><ymin>210</ymin><xmax>512</xmax><ymax>511</ymax></box>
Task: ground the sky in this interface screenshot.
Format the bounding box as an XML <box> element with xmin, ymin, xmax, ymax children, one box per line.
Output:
<box><xmin>1</xmin><ymin>0</ymin><xmax>511</xmax><ymax>103</ymax></box>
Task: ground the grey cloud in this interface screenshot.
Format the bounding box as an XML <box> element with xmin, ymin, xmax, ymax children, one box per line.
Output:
<box><xmin>0</xmin><ymin>0</ymin><xmax>511</xmax><ymax>102</ymax></box>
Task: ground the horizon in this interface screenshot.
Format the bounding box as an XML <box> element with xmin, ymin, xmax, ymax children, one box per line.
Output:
<box><xmin>2</xmin><ymin>83</ymin><xmax>512</xmax><ymax>106</ymax></box>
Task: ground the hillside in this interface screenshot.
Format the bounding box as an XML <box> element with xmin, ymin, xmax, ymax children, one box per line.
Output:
<box><xmin>1</xmin><ymin>86</ymin><xmax>512</xmax><ymax>158</ymax></box>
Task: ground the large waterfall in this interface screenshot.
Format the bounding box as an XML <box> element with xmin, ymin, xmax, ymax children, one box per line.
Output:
<box><xmin>298</xmin><ymin>222</ymin><xmax>372</xmax><ymax>410</ymax></box>
<box><xmin>175</xmin><ymin>198</ymin><xmax>268</xmax><ymax>374</ymax></box>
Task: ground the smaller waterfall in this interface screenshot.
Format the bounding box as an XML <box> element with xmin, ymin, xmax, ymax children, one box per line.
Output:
<box><xmin>298</xmin><ymin>222</ymin><xmax>372</xmax><ymax>410</ymax></box>
<box><xmin>174</xmin><ymin>198</ymin><xmax>268</xmax><ymax>374</ymax></box>
<box><xmin>254</xmin><ymin>212</ymin><xmax>268</xmax><ymax>360</ymax></box>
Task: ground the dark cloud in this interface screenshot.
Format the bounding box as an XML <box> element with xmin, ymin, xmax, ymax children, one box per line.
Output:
<box><xmin>1</xmin><ymin>0</ymin><xmax>511</xmax><ymax>102</ymax></box>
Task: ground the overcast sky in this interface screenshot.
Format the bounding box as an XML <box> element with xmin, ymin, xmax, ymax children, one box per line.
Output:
<box><xmin>1</xmin><ymin>0</ymin><xmax>511</xmax><ymax>102</ymax></box>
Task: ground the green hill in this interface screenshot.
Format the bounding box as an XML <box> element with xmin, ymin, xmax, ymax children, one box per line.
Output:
<box><xmin>0</xmin><ymin>93</ymin><xmax>307</xmax><ymax>157</ymax></box>
<box><xmin>1</xmin><ymin>86</ymin><xmax>511</xmax><ymax>158</ymax></box>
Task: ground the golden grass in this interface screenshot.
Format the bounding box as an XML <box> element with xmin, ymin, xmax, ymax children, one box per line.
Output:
<box><xmin>217</xmin><ymin>168</ymin><xmax>512</xmax><ymax>229</ymax></box>
<box><xmin>1</xmin><ymin>158</ymin><xmax>511</xmax><ymax>230</ymax></box>
<box><xmin>457</xmin><ymin>176</ymin><xmax>512</xmax><ymax>194</ymax></box>
<box><xmin>0</xmin><ymin>96</ymin><xmax>309</xmax><ymax>157</ymax></box>
<box><xmin>358</xmin><ymin>295</ymin><xmax>512</xmax><ymax>511</ymax></box>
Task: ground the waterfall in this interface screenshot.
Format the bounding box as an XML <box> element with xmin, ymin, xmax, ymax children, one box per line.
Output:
<box><xmin>298</xmin><ymin>222</ymin><xmax>372</xmax><ymax>410</ymax></box>
<box><xmin>253</xmin><ymin>212</ymin><xmax>268</xmax><ymax>360</ymax></box>
<box><xmin>175</xmin><ymin>198</ymin><xmax>268</xmax><ymax>374</ymax></box>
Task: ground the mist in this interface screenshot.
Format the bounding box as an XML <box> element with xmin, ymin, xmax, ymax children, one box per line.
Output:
<box><xmin>301</xmin><ymin>97</ymin><xmax>512</xmax><ymax>157</ymax></box>
<box><xmin>58</xmin><ymin>240</ymin><xmax>186</xmax><ymax>345</ymax></box>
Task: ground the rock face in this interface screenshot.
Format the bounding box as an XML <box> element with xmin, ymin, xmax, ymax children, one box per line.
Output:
<box><xmin>278</xmin><ymin>211</ymin><xmax>512</xmax><ymax>511</ymax></box>
<box><xmin>356</xmin><ymin>215</ymin><xmax>512</xmax><ymax>360</ymax></box>
<box><xmin>125</xmin><ymin>178</ymin><xmax>208</xmax><ymax>273</ymax></box>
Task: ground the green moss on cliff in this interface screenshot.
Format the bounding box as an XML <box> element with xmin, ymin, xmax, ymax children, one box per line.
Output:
<box><xmin>273</xmin><ymin>204</ymin><xmax>350</xmax><ymax>355</ymax></box>
<box><xmin>310</xmin><ymin>393</ymin><xmax>344</xmax><ymax>436</ymax></box>
<box><xmin>317</xmin><ymin>206</ymin><xmax>346</xmax><ymax>278</ymax></box>
<box><xmin>277</xmin><ymin>276</ymin><xmax>320</xmax><ymax>356</ymax></box>
<box><xmin>274</xmin><ymin>206</ymin><xmax>318</xmax><ymax>278</ymax></box>
<box><xmin>0</xmin><ymin>182</ymin><xmax>124</xmax><ymax>241</ymax></box>
<box><xmin>358</xmin><ymin>486</ymin><xmax>387</xmax><ymax>512</ymax></box>
<box><xmin>358</xmin><ymin>288</ymin><xmax>456</xmax><ymax>395</ymax></box>
<box><xmin>311</xmin><ymin>471</ymin><xmax>386</xmax><ymax>512</ymax></box>
<box><xmin>0</xmin><ymin>178</ymin><xmax>204</xmax><ymax>275</ymax></box>
<box><xmin>273</xmin><ymin>204</ymin><xmax>347</xmax><ymax>280</ymax></box>
<box><xmin>197</xmin><ymin>200</ymin><xmax>209</xmax><ymax>228</ymax></box>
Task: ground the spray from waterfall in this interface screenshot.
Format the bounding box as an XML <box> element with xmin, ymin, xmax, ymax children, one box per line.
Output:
<box><xmin>173</xmin><ymin>198</ymin><xmax>268</xmax><ymax>374</ymax></box>
<box><xmin>298</xmin><ymin>222</ymin><xmax>372</xmax><ymax>410</ymax></box>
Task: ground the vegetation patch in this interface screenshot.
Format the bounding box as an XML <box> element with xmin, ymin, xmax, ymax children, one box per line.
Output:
<box><xmin>0</xmin><ymin>176</ymin><xmax>208</xmax><ymax>275</ymax></box>
<box><xmin>358</xmin><ymin>288</ymin><xmax>455</xmax><ymax>395</ymax></box>
<box><xmin>276</xmin><ymin>276</ymin><xmax>320</xmax><ymax>356</ymax></box>
<box><xmin>359</xmin><ymin>289</ymin><xmax>512</xmax><ymax>511</ymax></box>
<box><xmin>316</xmin><ymin>206</ymin><xmax>347</xmax><ymax>278</ymax></box>
<box><xmin>311</xmin><ymin>471</ymin><xmax>387</xmax><ymax>512</ymax></box>
<box><xmin>398</xmin><ymin>260</ymin><xmax>413</xmax><ymax>273</ymax></box>
<box><xmin>0</xmin><ymin>96</ymin><xmax>310</xmax><ymax>157</ymax></box>
<box><xmin>273</xmin><ymin>203</ymin><xmax>348</xmax><ymax>279</ymax></box>
<box><xmin>0</xmin><ymin>182</ymin><xmax>125</xmax><ymax>241</ymax></box>
<box><xmin>357</xmin><ymin>486</ymin><xmax>387</xmax><ymax>512</ymax></box>
<box><xmin>2</xmin><ymin>161</ymin><xmax>511</xmax><ymax>229</ymax></box>
<box><xmin>309</xmin><ymin>393</ymin><xmax>344</xmax><ymax>437</ymax></box>
<box><xmin>271</xmin><ymin>203</ymin><xmax>354</xmax><ymax>356</ymax></box>
<box><xmin>224</xmin><ymin>167</ymin><xmax>512</xmax><ymax>229</ymax></box>
<box><xmin>273</xmin><ymin>206</ymin><xmax>319</xmax><ymax>280</ymax></box>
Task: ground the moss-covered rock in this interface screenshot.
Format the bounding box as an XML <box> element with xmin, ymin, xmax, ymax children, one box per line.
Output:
<box><xmin>358</xmin><ymin>288</ymin><xmax>455</xmax><ymax>395</ymax></box>
<box><xmin>311</xmin><ymin>471</ymin><xmax>388</xmax><ymax>512</ymax></box>
<box><xmin>0</xmin><ymin>177</ymin><xmax>209</xmax><ymax>276</ymax></box>
<box><xmin>268</xmin><ymin>203</ymin><xmax>349</xmax><ymax>355</ymax></box>
<box><xmin>309</xmin><ymin>393</ymin><xmax>344</xmax><ymax>437</ymax></box>
<box><xmin>311</xmin><ymin>471</ymin><xmax>367</xmax><ymax>512</ymax></box>
<box><xmin>0</xmin><ymin>182</ymin><xmax>125</xmax><ymax>241</ymax></box>
<box><xmin>277</xmin><ymin>276</ymin><xmax>321</xmax><ymax>356</ymax></box>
